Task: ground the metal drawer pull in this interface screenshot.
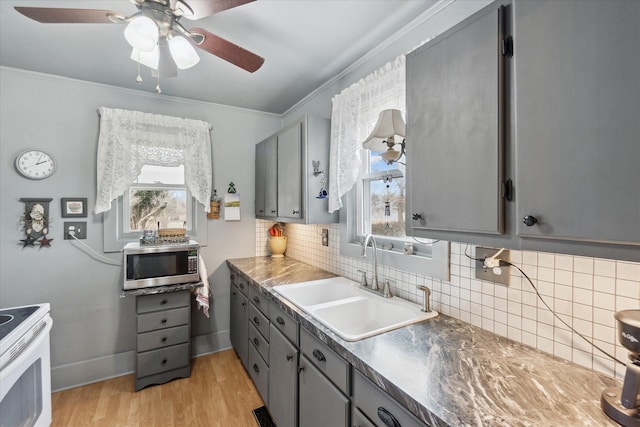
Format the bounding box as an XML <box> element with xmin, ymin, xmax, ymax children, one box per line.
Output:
<box><xmin>239</xmin><ymin>283</ymin><xmax>245</xmax><ymax>289</ymax></box>
<box><xmin>312</xmin><ymin>348</ymin><xmax>326</xmax><ymax>362</ymax></box>
<box><xmin>161</xmin><ymin>319</ymin><xmax>167</xmax><ymax>324</ymax></box>
<box><xmin>253</xmin><ymin>296</ymin><xmax>260</xmax><ymax>303</ymax></box>
<box><xmin>292</xmin><ymin>210</ymin><xmax>299</xmax><ymax>215</ymax></box>
<box><xmin>232</xmin><ymin>291</ymin><xmax>237</xmax><ymax>296</ymax></box>
<box><xmin>286</xmin><ymin>355</ymin><xmax>293</xmax><ymax>361</ymax></box>
<box><xmin>161</xmin><ymin>299</ymin><xmax>168</xmax><ymax>305</ymax></box>
<box><xmin>162</xmin><ymin>359</ymin><xmax>168</xmax><ymax>365</ymax></box>
<box><xmin>231</xmin><ymin>274</ymin><xmax>235</xmax><ymax>280</ymax></box>
<box><xmin>298</xmin><ymin>366</ymin><xmax>305</xmax><ymax>373</ymax></box>
<box><xmin>253</xmin><ymin>316</ymin><xmax>260</xmax><ymax>325</ymax></box>
<box><xmin>241</xmin><ymin>302</ymin><xmax>246</xmax><ymax>307</ymax></box>
<box><xmin>270</xmin><ymin>210</ymin><xmax>277</xmax><ymax>214</ymax></box>
<box><xmin>161</xmin><ymin>337</ymin><xmax>167</xmax><ymax>343</ymax></box>
<box><xmin>377</xmin><ymin>407</ymin><xmax>401</xmax><ymax>427</ymax></box>
<box><xmin>276</xmin><ymin>316</ymin><xmax>285</xmax><ymax>325</ymax></box>
<box><xmin>253</xmin><ymin>338</ymin><xmax>259</xmax><ymax>346</ymax></box>
<box><xmin>253</xmin><ymin>364</ymin><xmax>260</xmax><ymax>373</ymax></box>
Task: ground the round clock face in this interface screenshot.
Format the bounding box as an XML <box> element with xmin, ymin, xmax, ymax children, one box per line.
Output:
<box><xmin>15</xmin><ymin>150</ymin><xmax>56</xmax><ymax>180</ymax></box>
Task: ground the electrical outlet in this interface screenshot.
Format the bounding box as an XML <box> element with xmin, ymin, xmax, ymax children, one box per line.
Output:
<box><xmin>475</xmin><ymin>247</ymin><xmax>510</xmax><ymax>286</ymax></box>
<box><xmin>321</xmin><ymin>229</ymin><xmax>329</xmax><ymax>246</ymax></box>
<box><xmin>64</xmin><ymin>222</ymin><xmax>87</xmax><ymax>240</ymax></box>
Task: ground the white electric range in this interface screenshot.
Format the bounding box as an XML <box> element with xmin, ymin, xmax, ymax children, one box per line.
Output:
<box><xmin>0</xmin><ymin>303</ymin><xmax>53</xmax><ymax>427</ymax></box>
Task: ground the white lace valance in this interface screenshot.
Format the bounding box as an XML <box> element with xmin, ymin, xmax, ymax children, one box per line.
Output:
<box><xmin>95</xmin><ymin>107</ymin><xmax>213</xmax><ymax>214</ymax></box>
<box><xmin>328</xmin><ymin>56</ymin><xmax>406</xmax><ymax>213</ymax></box>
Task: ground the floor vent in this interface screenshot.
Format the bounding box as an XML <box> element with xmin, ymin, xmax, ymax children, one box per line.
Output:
<box><xmin>252</xmin><ymin>406</ymin><xmax>275</xmax><ymax>427</ymax></box>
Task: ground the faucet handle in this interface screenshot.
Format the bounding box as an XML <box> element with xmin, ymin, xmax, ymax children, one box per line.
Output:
<box><xmin>382</xmin><ymin>280</ymin><xmax>393</xmax><ymax>298</ymax></box>
<box><xmin>356</xmin><ymin>269</ymin><xmax>368</xmax><ymax>287</ymax></box>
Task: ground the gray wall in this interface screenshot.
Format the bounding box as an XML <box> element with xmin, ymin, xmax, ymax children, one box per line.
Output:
<box><xmin>0</xmin><ymin>67</ymin><xmax>281</xmax><ymax>390</ymax></box>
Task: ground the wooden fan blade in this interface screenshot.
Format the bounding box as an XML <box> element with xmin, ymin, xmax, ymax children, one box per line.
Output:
<box><xmin>182</xmin><ymin>0</ymin><xmax>256</xmax><ymax>20</ymax></box>
<box><xmin>14</xmin><ymin>7</ymin><xmax>121</xmax><ymax>24</ymax></box>
<box><xmin>190</xmin><ymin>28</ymin><xmax>264</xmax><ymax>72</ymax></box>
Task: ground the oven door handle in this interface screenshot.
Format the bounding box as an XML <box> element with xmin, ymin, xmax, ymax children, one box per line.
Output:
<box><xmin>0</xmin><ymin>317</ymin><xmax>53</xmax><ymax>383</ymax></box>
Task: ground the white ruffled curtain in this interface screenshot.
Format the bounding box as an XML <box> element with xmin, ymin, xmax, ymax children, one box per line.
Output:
<box><xmin>95</xmin><ymin>107</ymin><xmax>213</xmax><ymax>214</ymax></box>
<box><xmin>328</xmin><ymin>55</ymin><xmax>406</xmax><ymax>213</ymax></box>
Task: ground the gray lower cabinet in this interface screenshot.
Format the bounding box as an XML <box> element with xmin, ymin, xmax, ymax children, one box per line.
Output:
<box><xmin>135</xmin><ymin>290</ymin><xmax>191</xmax><ymax>391</ymax></box>
<box><xmin>353</xmin><ymin>370</ymin><xmax>427</xmax><ymax>427</ymax></box>
<box><xmin>268</xmin><ymin>324</ymin><xmax>299</xmax><ymax>427</ymax></box>
<box><xmin>230</xmin><ymin>281</ymin><xmax>248</xmax><ymax>369</ymax></box>
<box><xmin>299</xmin><ymin>354</ymin><xmax>350</xmax><ymax>427</ymax></box>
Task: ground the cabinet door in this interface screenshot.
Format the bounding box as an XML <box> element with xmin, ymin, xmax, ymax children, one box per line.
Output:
<box><xmin>268</xmin><ymin>325</ymin><xmax>298</xmax><ymax>427</ymax></box>
<box><xmin>515</xmin><ymin>0</ymin><xmax>640</xmax><ymax>246</ymax></box>
<box><xmin>406</xmin><ymin>4</ymin><xmax>506</xmax><ymax>235</ymax></box>
<box><xmin>263</xmin><ymin>137</ymin><xmax>278</xmax><ymax>218</ymax></box>
<box><xmin>299</xmin><ymin>354</ymin><xmax>349</xmax><ymax>427</ymax></box>
<box><xmin>277</xmin><ymin>122</ymin><xmax>302</xmax><ymax>219</ymax></box>
<box><xmin>230</xmin><ymin>283</ymin><xmax>249</xmax><ymax>369</ymax></box>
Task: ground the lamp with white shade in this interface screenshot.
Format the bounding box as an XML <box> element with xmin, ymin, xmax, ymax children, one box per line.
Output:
<box><xmin>362</xmin><ymin>109</ymin><xmax>406</xmax><ymax>165</ymax></box>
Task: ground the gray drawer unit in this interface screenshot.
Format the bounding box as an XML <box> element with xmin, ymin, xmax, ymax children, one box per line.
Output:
<box><xmin>135</xmin><ymin>290</ymin><xmax>191</xmax><ymax>391</ymax></box>
<box><xmin>137</xmin><ymin>343</ymin><xmax>190</xmax><ymax>378</ymax></box>
<box><xmin>249</xmin><ymin>303</ymin><xmax>270</xmax><ymax>341</ymax></box>
<box><xmin>232</xmin><ymin>270</ymin><xmax>249</xmax><ymax>296</ymax></box>
<box><xmin>137</xmin><ymin>291</ymin><xmax>190</xmax><ymax>314</ymax></box>
<box><xmin>300</xmin><ymin>327</ymin><xmax>350</xmax><ymax>395</ymax></box>
<box><xmin>137</xmin><ymin>325</ymin><xmax>189</xmax><ymax>352</ymax></box>
<box><xmin>248</xmin><ymin>343</ymin><xmax>269</xmax><ymax>405</ymax></box>
<box><xmin>353</xmin><ymin>370</ymin><xmax>426</xmax><ymax>427</ymax></box>
<box><xmin>137</xmin><ymin>306</ymin><xmax>190</xmax><ymax>333</ymax></box>
<box><xmin>249</xmin><ymin>285</ymin><xmax>269</xmax><ymax>316</ymax></box>
<box><xmin>249</xmin><ymin>322</ymin><xmax>270</xmax><ymax>364</ymax></box>
<box><xmin>270</xmin><ymin>301</ymin><xmax>299</xmax><ymax>346</ymax></box>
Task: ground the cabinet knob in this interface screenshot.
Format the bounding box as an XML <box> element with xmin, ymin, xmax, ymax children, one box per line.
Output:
<box><xmin>161</xmin><ymin>318</ymin><xmax>167</xmax><ymax>324</ymax></box>
<box><xmin>276</xmin><ymin>316</ymin><xmax>285</xmax><ymax>325</ymax></box>
<box><xmin>253</xmin><ymin>337</ymin><xmax>259</xmax><ymax>346</ymax></box>
<box><xmin>522</xmin><ymin>215</ymin><xmax>538</xmax><ymax>227</ymax></box>
<box><xmin>286</xmin><ymin>355</ymin><xmax>293</xmax><ymax>361</ymax></box>
<box><xmin>259</xmin><ymin>209</ymin><xmax>264</xmax><ymax>213</ymax></box>
<box><xmin>253</xmin><ymin>316</ymin><xmax>260</xmax><ymax>325</ymax></box>
<box><xmin>270</xmin><ymin>210</ymin><xmax>277</xmax><ymax>214</ymax></box>
<box><xmin>160</xmin><ymin>299</ymin><xmax>168</xmax><ymax>305</ymax></box>
<box><xmin>411</xmin><ymin>213</ymin><xmax>422</xmax><ymax>221</ymax></box>
<box><xmin>253</xmin><ymin>296</ymin><xmax>260</xmax><ymax>304</ymax></box>
<box><xmin>292</xmin><ymin>210</ymin><xmax>300</xmax><ymax>215</ymax></box>
<box><xmin>161</xmin><ymin>337</ymin><xmax>167</xmax><ymax>343</ymax></box>
<box><xmin>253</xmin><ymin>364</ymin><xmax>260</xmax><ymax>374</ymax></box>
<box><xmin>162</xmin><ymin>358</ymin><xmax>168</xmax><ymax>365</ymax></box>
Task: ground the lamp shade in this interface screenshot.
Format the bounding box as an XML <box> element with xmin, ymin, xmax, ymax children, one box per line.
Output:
<box><xmin>131</xmin><ymin>46</ymin><xmax>159</xmax><ymax>70</ymax></box>
<box><xmin>124</xmin><ymin>16</ymin><xmax>158</xmax><ymax>52</ymax></box>
<box><xmin>362</xmin><ymin>109</ymin><xmax>406</xmax><ymax>152</ymax></box>
<box><xmin>169</xmin><ymin>35</ymin><xmax>200</xmax><ymax>69</ymax></box>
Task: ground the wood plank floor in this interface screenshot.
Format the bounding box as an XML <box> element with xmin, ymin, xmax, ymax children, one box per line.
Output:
<box><xmin>51</xmin><ymin>349</ymin><xmax>264</xmax><ymax>427</ymax></box>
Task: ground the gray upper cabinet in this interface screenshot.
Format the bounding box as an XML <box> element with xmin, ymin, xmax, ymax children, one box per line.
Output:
<box><xmin>514</xmin><ymin>0</ymin><xmax>640</xmax><ymax>248</ymax></box>
<box><xmin>406</xmin><ymin>1</ymin><xmax>507</xmax><ymax>235</ymax></box>
<box><xmin>255</xmin><ymin>116</ymin><xmax>338</xmax><ymax>224</ymax></box>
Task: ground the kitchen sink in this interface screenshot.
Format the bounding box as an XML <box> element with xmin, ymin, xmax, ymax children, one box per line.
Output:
<box><xmin>275</xmin><ymin>277</ymin><xmax>438</xmax><ymax>341</ymax></box>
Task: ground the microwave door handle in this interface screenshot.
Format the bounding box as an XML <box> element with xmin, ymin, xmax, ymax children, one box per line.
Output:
<box><xmin>0</xmin><ymin>317</ymin><xmax>52</xmax><ymax>384</ymax></box>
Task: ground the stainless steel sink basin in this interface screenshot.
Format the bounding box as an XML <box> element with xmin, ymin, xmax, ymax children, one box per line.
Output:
<box><xmin>275</xmin><ymin>277</ymin><xmax>438</xmax><ymax>341</ymax></box>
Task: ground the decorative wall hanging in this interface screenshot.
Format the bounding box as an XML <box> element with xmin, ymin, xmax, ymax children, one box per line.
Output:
<box><xmin>224</xmin><ymin>182</ymin><xmax>240</xmax><ymax>221</ymax></box>
<box><xmin>61</xmin><ymin>198</ymin><xmax>88</xmax><ymax>218</ymax></box>
<box><xmin>19</xmin><ymin>198</ymin><xmax>53</xmax><ymax>249</ymax></box>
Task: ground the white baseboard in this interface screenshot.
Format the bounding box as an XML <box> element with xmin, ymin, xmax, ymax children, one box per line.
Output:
<box><xmin>51</xmin><ymin>331</ymin><xmax>231</xmax><ymax>392</ymax></box>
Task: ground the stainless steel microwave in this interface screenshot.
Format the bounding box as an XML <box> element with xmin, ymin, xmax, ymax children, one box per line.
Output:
<box><xmin>123</xmin><ymin>241</ymin><xmax>199</xmax><ymax>290</ymax></box>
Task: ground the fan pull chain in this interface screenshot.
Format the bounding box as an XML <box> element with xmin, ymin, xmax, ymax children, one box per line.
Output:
<box><xmin>135</xmin><ymin>51</ymin><xmax>143</xmax><ymax>84</ymax></box>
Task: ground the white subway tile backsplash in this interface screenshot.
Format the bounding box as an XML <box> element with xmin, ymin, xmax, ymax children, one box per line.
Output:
<box><xmin>257</xmin><ymin>219</ymin><xmax>640</xmax><ymax>380</ymax></box>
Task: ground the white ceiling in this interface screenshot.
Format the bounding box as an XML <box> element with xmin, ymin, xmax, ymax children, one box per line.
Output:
<box><xmin>0</xmin><ymin>0</ymin><xmax>439</xmax><ymax>114</ymax></box>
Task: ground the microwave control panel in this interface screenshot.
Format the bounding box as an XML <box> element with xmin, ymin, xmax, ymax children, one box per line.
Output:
<box><xmin>188</xmin><ymin>250</ymin><xmax>198</xmax><ymax>274</ymax></box>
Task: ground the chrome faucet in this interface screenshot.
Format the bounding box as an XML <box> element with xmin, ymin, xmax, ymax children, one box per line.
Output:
<box><xmin>361</xmin><ymin>234</ymin><xmax>379</xmax><ymax>291</ymax></box>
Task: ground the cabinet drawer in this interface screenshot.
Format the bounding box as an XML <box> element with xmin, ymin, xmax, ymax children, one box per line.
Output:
<box><xmin>234</xmin><ymin>274</ymin><xmax>249</xmax><ymax>296</ymax></box>
<box><xmin>249</xmin><ymin>322</ymin><xmax>270</xmax><ymax>364</ymax></box>
<box><xmin>137</xmin><ymin>291</ymin><xmax>189</xmax><ymax>314</ymax></box>
<box><xmin>300</xmin><ymin>327</ymin><xmax>350</xmax><ymax>395</ymax></box>
<box><xmin>270</xmin><ymin>302</ymin><xmax>299</xmax><ymax>346</ymax></box>
<box><xmin>353</xmin><ymin>370</ymin><xmax>426</xmax><ymax>427</ymax></box>
<box><xmin>137</xmin><ymin>307</ymin><xmax>190</xmax><ymax>333</ymax></box>
<box><xmin>249</xmin><ymin>303</ymin><xmax>270</xmax><ymax>341</ymax></box>
<box><xmin>249</xmin><ymin>285</ymin><xmax>269</xmax><ymax>316</ymax></box>
<box><xmin>248</xmin><ymin>344</ymin><xmax>269</xmax><ymax>405</ymax></box>
<box><xmin>137</xmin><ymin>325</ymin><xmax>189</xmax><ymax>352</ymax></box>
<box><xmin>137</xmin><ymin>343</ymin><xmax>189</xmax><ymax>378</ymax></box>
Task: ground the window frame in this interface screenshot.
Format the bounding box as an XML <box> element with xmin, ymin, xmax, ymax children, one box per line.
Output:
<box><xmin>123</xmin><ymin>183</ymin><xmax>193</xmax><ymax>234</ymax></box>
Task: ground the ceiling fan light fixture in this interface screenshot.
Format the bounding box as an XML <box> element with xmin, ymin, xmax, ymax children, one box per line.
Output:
<box><xmin>169</xmin><ymin>35</ymin><xmax>200</xmax><ymax>69</ymax></box>
<box><xmin>124</xmin><ymin>15</ymin><xmax>158</xmax><ymax>52</ymax></box>
<box><xmin>131</xmin><ymin>46</ymin><xmax>159</xmax><ymax>70</ymax></box>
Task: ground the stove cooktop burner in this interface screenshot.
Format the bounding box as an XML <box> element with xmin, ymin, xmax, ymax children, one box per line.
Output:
<box><xmin>0</xmin><ymin>306</ymin><xmax>39</xmax><ymax>343</ymax></box>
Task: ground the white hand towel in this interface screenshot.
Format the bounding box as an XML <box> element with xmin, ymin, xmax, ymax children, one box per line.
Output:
<box><xmin>195</xmin><ymin>255</ymin><xmax>211</xmax><ymax>317</ymax></box>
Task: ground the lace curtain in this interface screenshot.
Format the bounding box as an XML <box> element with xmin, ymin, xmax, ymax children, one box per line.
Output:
<box><xmin>328</xmin><ymin>55</ymin><xmax>406</xmax><ymax>213</ymax></box>
<box><xmin>95</xmin><ymin>107</ymin><xmax>213</xmax><ymax>214</ymax></box>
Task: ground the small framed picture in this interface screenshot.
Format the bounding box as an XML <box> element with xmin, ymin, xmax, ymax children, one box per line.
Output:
<box><xmin>61</xmin><ymin>198</ymin><xmax>87</xmax><ymax>218</ymax></box>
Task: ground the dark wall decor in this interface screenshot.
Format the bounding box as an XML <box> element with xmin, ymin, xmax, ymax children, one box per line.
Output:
<box><xmin>61</xmin><ymin>198</ymin><xmax>87</xmax><ymax>218</ymax></box>
<box><xmin>19</xmin><ymin>198</ymin><xmax>53</xmax><ymax>248</ymax></box>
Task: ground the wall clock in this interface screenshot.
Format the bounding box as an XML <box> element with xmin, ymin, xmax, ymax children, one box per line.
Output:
<box><xmin>15</xmin><ymin>149</ymin><xmax>56</xmax><ymax>180</ymax></box>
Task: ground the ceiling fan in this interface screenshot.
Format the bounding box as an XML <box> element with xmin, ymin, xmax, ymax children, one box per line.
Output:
<box><xmin>15</xmin><ymin>0</ymin><xmax>264</xmax><ymax>87</ymax></box>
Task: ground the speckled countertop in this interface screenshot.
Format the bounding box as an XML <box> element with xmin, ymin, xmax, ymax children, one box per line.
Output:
<box><xmin>227</xmin><ymin>257</ymin><xmax>620</xmax><ymax>427</ymax></box>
